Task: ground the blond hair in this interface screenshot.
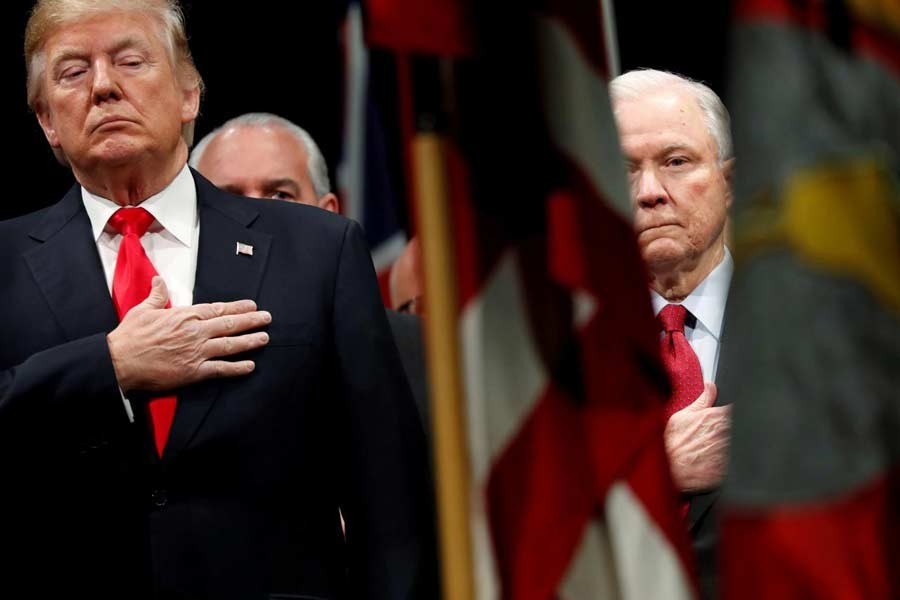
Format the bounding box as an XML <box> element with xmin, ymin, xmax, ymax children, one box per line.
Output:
<box><xmin>25</xmin><ymin>0</ymin><xmax>204</xmax><ymax>155</ymax></box>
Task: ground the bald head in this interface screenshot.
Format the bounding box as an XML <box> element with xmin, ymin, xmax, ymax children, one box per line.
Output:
<box><xmin>191</xmin><ymin>114</ymin><xmax>338</xmax><ymax>213</ymax></box>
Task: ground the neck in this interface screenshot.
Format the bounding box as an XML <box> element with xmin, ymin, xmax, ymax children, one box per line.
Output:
<box><xmin>74</xmin><ymin>144</ymin><xmax>188</xmax><ymax>207</ymax></box>
<box><xmin>649</xmin><ymin>242</ymin><xmax>725</xmax><ymax>302</ymax></box>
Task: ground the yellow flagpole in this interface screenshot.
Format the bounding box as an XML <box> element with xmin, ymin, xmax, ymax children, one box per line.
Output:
<box><xmin>412</xmin><ymin>132</ymin><xmax>474</xmax><ymax>600</ymax></box>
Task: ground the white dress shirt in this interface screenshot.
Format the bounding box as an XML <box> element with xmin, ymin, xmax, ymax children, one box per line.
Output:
<box><xmin>651</xmin><ymin>248</ymin><xmax>733</xmax><ymax>383</ymax></box>
<box><xmin>81</xmin><ymin>164</ymin><xmax>200</xmax><ymax>420</ymax></box>
<box><xmin>81</xmin><ymin>164</ymin><xmax>199</xmax><ymax>308</ymax></box>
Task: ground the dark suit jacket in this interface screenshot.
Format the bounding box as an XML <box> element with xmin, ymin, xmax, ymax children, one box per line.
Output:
<box><xmin>0</xmin><ymin>170</ymin><xmax>436</xmax><ymax>600</ymax></box>
<box><xmin>385</xmin><ymin>311</ymin><xmax>429</xmax><ymax>437</ymax></box>
<box><xmin>687</xmin><ymin>312</ymin><xmax>730</xmax><ymax>600</ymax></box>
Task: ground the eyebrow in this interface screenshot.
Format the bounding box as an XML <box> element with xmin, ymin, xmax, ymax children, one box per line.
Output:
<box><xmin>658</xmin><ymin>144</ymin><xmax>694</xmax><ymax>156</ymax></box>
<box><xmin>264</xmin><ymin>179</ymin><xmax>301</xmax><ymax>193</ymax></box>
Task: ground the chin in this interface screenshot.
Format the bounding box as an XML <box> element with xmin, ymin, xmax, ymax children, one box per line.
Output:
<box><xmin>91</xmin><ymin>142</ymin><xmax>146</xmax><ymax>167</ymax></box>
<box><xmin>640</xmin><ymin>239</ymin><xmax>686</xmax><ymax>269</ymax></box>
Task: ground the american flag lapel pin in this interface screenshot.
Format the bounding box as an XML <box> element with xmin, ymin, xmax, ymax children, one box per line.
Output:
<box><xmin>235</xmin><ymin>242</ymin><xmax>254</xmax><ymax>256</ymax></box>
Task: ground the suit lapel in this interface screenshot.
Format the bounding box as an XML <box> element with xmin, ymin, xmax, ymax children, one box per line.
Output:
<box><xmin>687</xmin><ymin>301</ymin><xmax>730</xmax><ymax>529</ymax></box>
<box><xmin>24</xmin><ymin>185</ymin><xmax>119</xmax><ymax>342</ymax></box>
<box><xmin>163</xmin><ymin>172</ymin><xmax>272</xmax><ymax>462</ymax></box>
<box><xmin>687</xmin><ymin>488</ymin><xmax>719</xmax><ymax>531</ymax></box>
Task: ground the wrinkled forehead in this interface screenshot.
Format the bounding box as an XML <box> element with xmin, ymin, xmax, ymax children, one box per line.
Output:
<box><xmin>615</xmin><ymin>88</ymin><xmax>704</xmax><ymax>133</ymax></box>
<box><xmin>43</xmin><ymin>11</ymin><xmax>164</xmax><ymax>54</ymax></box>
<box><xmin>212</xmin><ymin>126</ymin><xmax>309</xmax><ymax>168</ymax></box>
<box><xmin>615</xmin><ymin>88</ymin><xmax>716</xmax><ymax>155</ymax></box>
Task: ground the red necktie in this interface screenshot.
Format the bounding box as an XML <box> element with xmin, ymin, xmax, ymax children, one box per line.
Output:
<box><xmin>657</xmin><ymin>304</ymin><xmax>704</xmax><ymax>420</ymax></box>
<box><xmin>108</xmin><ymin>208</ymin><xmax>177</xmax><ymax>457</ymax></box>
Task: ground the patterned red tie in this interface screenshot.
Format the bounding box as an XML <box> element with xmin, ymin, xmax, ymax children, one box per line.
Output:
<box><xmin>108</xmin><ymin>207</ymin><xmax>177</xmax><ymax>457</ymax></box>
<box><xmin>657</xmin><ymin>304</ymin><xmax>704</xmax><ymax>420</ymax></box>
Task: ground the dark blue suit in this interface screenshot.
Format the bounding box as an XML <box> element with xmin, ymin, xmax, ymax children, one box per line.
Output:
<box><xmin>0</xmin><ymin>170</ymin><xmax>436</xmax><ymax>599</ymax></box>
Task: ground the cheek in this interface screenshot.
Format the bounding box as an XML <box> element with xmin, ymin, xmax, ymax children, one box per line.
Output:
<box><xmin>685</xmin><ymin>187</ymin><xmax>727</xmax><ymax>245</ymax></box>
<box><xmin>53</xmin><ymin>110</ymin><xmax>86</xmax><ymax>144</ymax></box>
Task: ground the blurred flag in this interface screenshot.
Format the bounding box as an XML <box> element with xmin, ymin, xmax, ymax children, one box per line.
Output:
<box><xmin>720</xmin><ymin>0</ymin><xmax>900</xmax><ymax>596</ymax></box>
<box><xmin>354</xmin><ymin>0</ymin><xmax>700</xmax><ymax>597</ymax></box>
<box><xmin>338</xmin><ymin>0</ymin><xmax>413</xmax><ymax>301</ymax></box>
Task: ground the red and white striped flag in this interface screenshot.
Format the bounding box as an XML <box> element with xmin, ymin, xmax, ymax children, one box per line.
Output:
<box><xmin>440</xmin><ymin>2</ymin><xmax>698</xmax><ymax>598</ymax></box>
<box><xmin>458</xmin><ymin>11</ymin><xmax>697</xmax><ymax>600</ymax></box>
<box><xmin>348</xmin><ymin>0</ymin><xmax>701</xmax><ymax>596</ymax></box>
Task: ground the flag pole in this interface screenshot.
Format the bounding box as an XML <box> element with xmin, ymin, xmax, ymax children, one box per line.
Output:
<box><xmin>413</xmin><ymin>131</ymin><xmax>475</xmax><ymax>600</ymax></box>
<box><xmin>599</xmin><ymin>0</ymin><xmax>620</xmax><ymax>78</ymax></box>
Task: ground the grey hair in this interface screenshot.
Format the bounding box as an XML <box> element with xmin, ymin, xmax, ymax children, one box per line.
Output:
<box><xmin>190</xmin><ymin>112</ymin><xmax>331</xmax><ymax>199</ymax></box>
<box><xmin>609</xmin><ymin>69</ymin><xmax>732</xmax><ymax>163</ymax></box>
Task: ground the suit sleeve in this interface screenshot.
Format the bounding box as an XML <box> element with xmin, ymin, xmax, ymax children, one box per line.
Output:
<box><xmin>0</xmin><ymin>333</ymin><xmax>130</xmax><ymax>450</ymax></box>
<box><xmin>331</xmin><ymin>221</ymin><xmax>438</xmax><ymax>599</ymax></box>
<box><xmin>386</xmin><ymin>311</ymin><xmax>431</xmax><ymax>434</ymax></box>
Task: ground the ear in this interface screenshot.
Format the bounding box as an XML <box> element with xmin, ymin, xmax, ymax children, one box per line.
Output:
<box><xmin>721</xmin><ymin>157</ymin><xmax>735</xmax><ymax>181</ymax></box>
<box><xmin>721</xmin><ymin>157</ymin><xmax>735</xmax><ymax>209</ymax></box>
<box><xmin>34</xmin><ymin>103</ymin><xmax>61</xmax><ymax>148</ymax></box>
<box><xmin>317</xmin><ymin>192</ymin><xmax>340</xmax><ymax>214</ymax></box>
<box><xmin>181</xmin><ymin>84</ymin><xmax>201</xmax><ymax>123</ymax></box>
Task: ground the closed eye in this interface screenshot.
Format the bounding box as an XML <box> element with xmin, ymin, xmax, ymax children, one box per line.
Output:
<box><xmin>118</xmin><ymin>56</ymin><xmax>145</xmax><ymax>68</ymax></box>
<box><xmin>59</xmin><ymin>67</ymin><xmax>87</xmax><ymax>81</ymax></box>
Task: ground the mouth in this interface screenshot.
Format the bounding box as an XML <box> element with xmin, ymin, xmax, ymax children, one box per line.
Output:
<box><xmin>638</xmin><ymin>222</ymin><xmax>679</xmax><ymax>235</ymax></box>
<box><xmin>92</xmin><ymin>116</ymin><xmax>134</xmax><ymax>132</ymax></box>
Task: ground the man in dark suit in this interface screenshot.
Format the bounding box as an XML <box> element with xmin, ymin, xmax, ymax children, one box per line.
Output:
<box><xmin>0</xmin><ymin>2</ymin><xmax>434</xmax><ymax>598</ymax></box>
<box><xmin>610</xmin><ymin>69</ymin><xmax>734</xmax><ymax>599</ymax></box>
<box><xmin>190</xmin><ymin>113</ymin><xmax>430</xmax><ymax>428</ymax></box>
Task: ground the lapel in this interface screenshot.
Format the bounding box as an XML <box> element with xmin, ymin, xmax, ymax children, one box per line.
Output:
<box><xmin>687</xmin><ymin>300</ymin><xmax>730</xmax><ymax>530</ymax></box>
<box><xmin>24</xmin><ymin>185</ymin><xmax>119</xmax><ymax>342</ymax></box>
<box><xmin>162</xmin><ymin>171</ymin><xmax>273</xmax><ymax>462</ymax></box>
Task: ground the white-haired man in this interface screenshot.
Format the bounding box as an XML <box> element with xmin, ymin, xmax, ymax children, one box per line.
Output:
<box><xmin>190</xmin><ymin>113</ymin><xmax>430</xmax><ymax>429</ymax></box>
<box><xmin>610</xmin><ymin>69</ymin><xmax>734</xmax><ymax>599</ymax></box>
<box><xmin>0</xmin><ymin>2</ymin><xmax>434</xmax><ymax>598</ymax></box>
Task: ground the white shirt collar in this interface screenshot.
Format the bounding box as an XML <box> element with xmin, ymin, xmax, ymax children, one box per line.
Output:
<box><xmin>651</xmin><ymin>247</ymin><xmax>733</xmax><ymax>340</ymax></box>
<box><xmin>81</xmin><ymin>164</ymin><xmax>197</xmax><ymax>246</ymax></box>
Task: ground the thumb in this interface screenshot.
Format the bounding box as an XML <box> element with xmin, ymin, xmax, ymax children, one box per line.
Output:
<box><xmin>140</xmin><ymin>276</ymin><xmax>169</xmax><ymax>309</ymax></box>
<box><xmin>685</xmin><ymin>382</ymin><xmax>717</xmax><ymax>411</ymax></box>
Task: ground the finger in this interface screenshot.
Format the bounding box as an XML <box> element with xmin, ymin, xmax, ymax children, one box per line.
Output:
<box><xmin>139</xmin><ymin>276</ymin><xmax>169</xmax><ymax>310</ymax></box>
<box><xmin>203</xmin><ymin>311</ymin><xmax>272</xmax><ymax>338</ymax></box>
<box><xmin>202</xmin><ymin>332</ymin><xmax>270</xmax><ymax>358</ymax></box>
<box><xmin>195</xmin><ymin>359</ymin><xmax>256</xmax><ymax>381</ymax></box>
<box><xmin>686</xmin><ymin>382</ymin><xmax>717</xmax><ymax>411</ymax></box>
<box><xmin>703</xmin><ymin>382</ymin><xmax>717</xmax><ymax>405</ymax></box>
<box><xmin>191</xmin><ymin>299</ymin><xmax>260</xmax><ymax>320</ymax></box>
<box><xmin>704</xmin><ymin>406</ymin><xmax>731</xmax><ymax>422</ymax></box>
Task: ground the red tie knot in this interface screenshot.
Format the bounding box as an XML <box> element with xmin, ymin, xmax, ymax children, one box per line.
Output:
<box><xmin>658</xmin><ymin>303</ymin><xmax>688</xmax><ymax>333</ymax></box>
<box><xmin>109</xmin><ymin>207</ymin><xmax>155</xmax><ymax>237</ymax></box>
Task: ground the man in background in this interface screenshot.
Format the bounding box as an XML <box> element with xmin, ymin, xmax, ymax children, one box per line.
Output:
<box><xmin>610</xmin><ymin>69</ymin><xmax>734</xmax><ymax>599</ymax></box>
<box><xmin>389</xmin><ymin>236</ymin><xmax>424</xmax><ymax>315</ymax></box>
<box><xmin>191</xmin><ymin>113</ymin><xmax>429</xmax><ymax>428</ymax></box>
<box><xmin>190</xmin><ymin>112</ymin><xmax>338</xmax><ymax>211</ymax></box>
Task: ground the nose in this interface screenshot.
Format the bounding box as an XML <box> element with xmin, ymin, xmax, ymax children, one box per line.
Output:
<box><xmin>91</xmin><ymin>59</ymin><xmax>121</xmax><ymax>104</ymax></box>
<box><xmin>633</xmin><ymin>168</ymin><xmax>668</xmax><ymax>209</ymax></box>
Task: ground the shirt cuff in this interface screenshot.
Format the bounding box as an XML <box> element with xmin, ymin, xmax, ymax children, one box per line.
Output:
<box><xmin>118</xmin><ymin>386</ymin><xmax>135</xmax><ymax>423</ymax></box>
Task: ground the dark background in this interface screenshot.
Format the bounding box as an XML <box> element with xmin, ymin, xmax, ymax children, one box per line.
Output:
<box><xmin>1</xmin><ymin>1</ymin><xmax>730</xmax><ymax>221</ymax></box>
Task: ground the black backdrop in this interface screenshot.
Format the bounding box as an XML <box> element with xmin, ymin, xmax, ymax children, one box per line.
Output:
<box><xmin>1</xmin><ymin>1</ymin><xmax>729</xmax><ymax>221</ymax></box>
